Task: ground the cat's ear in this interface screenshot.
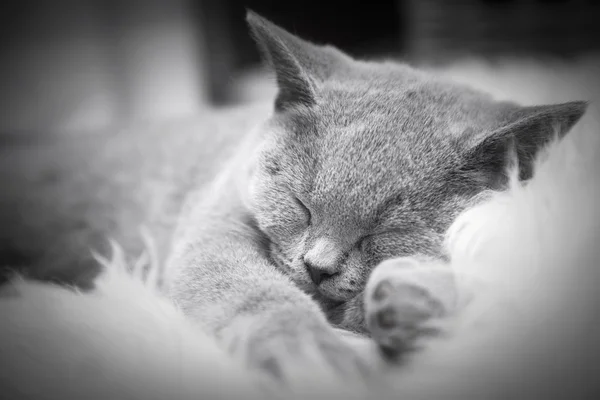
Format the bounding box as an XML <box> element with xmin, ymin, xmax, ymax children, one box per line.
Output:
<box><xmin>460</xmin><ymin>101</ymin><xmax>587</xmax><ymax>187</ymax></box>
<box><xmin>246</xmin><ymin>10</ymin><xmax>346</xmax><ymax>111</ymax></box>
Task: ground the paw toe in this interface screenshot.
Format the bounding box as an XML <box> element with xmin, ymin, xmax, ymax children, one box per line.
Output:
<box><xmin>374</xmin><ymin>305</ymin><xmax>397</xmax><ymax>329</ymax></box>
<box><xmin>372</xmin><ymin>279</ymin><xmax>393</xmax><ymax>302</ymax></box>
<box><xmin>258</xmin><ymin>355</ymin><xmax>283</xmax><ymax>381</ymax></box>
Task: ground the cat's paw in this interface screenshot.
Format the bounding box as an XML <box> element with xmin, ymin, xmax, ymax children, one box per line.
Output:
<box><xmin>240</xmin><ymin>319</ymin><xmax>373</xmax><ymax>395</ymax></box>
<box><xmin>364</xmin><ymin>257</ymin><xmax>456</xmax><ymax>355</ymax></box>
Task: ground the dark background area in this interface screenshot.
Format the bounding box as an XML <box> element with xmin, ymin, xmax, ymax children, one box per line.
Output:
<box><xmin>192</xmin><ymin>0</ymin><xmax>600</xmax><ymax>104</ymax></box>
<box><xmin>0</xmin><ymin>0</ymin><xmax>598</xmax><ymax>134</ymax></box>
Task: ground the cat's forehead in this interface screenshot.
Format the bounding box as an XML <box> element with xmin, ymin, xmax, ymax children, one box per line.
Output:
<box><xmin>319</xmin><ymin>66</ymin><xmax>499</xmax><ymax>130</ymax></box>
<box><xmin>309</xmin><ymin>77</ymin><xmax>489</xmax><ymax>170</ymax></box>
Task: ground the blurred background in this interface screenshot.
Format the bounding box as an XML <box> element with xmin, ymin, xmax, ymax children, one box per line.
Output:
<box><xmin>1</xmin><ymin>0</ymin><xmax>598</xmax><ymax>137</ymax></box>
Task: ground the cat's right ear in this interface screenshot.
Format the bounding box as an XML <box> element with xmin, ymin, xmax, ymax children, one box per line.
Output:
<box><xmin>246</xmin><ymin>10</ymin><xmax>345</xmax><ymax>112</ymax></box>
<box><xmin>459</xmin><ymin>101</ymin><xmax>587</xmax><ymax>188</ymax></box>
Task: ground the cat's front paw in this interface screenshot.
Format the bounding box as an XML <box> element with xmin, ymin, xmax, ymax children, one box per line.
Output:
<box><xmin>364</xmin><ymin>257</ymin><xmax>455</xmax><ymax>355</ymax></box>
<box><xmin>242</xmin><ymin>320</ymin><xmax>372</xmax><ymax>395</ymax></box>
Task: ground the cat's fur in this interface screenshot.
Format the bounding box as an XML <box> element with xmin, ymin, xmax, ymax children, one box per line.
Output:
<box><xmin>0</xmin><ymin>11</ymin><xmax>587</xmax><ymax>389</ymax></box>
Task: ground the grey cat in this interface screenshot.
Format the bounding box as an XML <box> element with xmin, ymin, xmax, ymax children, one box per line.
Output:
<box><xmin>0</xmin><ymin>10</ymin><xmax>585</xmax><ymax>389</ymax></box>
<box><xmin>163</xmin><ymin>11</ymin><xmax>585</xmax><ymax>384</ymax></box>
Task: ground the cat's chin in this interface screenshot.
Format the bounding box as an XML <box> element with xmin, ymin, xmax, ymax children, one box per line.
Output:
<box><xmin>316</xmin><ymin>282</ymin><xmax>359</xmax><ymax>303</ymax></box>
<box><xmin>295</xmin><ymin>275</ymin><xmax>358</xmax><ymax>304</ymax></box>
<box><xmin>318</xmin><ymin>296</ymin><xmax>353</xmax><ymax>327</ymax></box>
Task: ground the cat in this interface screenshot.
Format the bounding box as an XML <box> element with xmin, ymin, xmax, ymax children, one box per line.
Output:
<box><xmin>162</xmin><ymin>10</ymin><xmax>586</xmax><ymax>384</ymax></box>
<box><xmin>0</xmin><ymin>10</ymin><xmax>586</xmax><ymax>390</ymax></box>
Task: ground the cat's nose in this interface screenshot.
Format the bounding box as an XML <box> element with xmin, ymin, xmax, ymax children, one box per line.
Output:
<box><xmin>304</xmin><ymin>237</ymin><xmax>341</xmax><ymax>285</ymax></box>
<box><xmin>304</xmin><ymin>260</ymin><xmax>336</xmax><ymax>286</ymax></box>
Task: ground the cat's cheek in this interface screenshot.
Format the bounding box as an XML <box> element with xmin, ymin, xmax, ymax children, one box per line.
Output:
<box><xmin>245</xmin><ymin>172</ymin><xmax>276</xmax><ymax>215</ymax></box>
<box><xmin>363</xmin><ymin>234</ymin><xmax>417</xmax><ymax>263</ymax></box>
<box><xmin>251</xmin><ymin>198</ymin><xmax>307</xmax><ymax>242</ymax></box>
<box><xmin>244</xmin><ymin>174</ymin><xmax>308</xmax><ymax>251</ymax></box>
<box><xmin>244</xmin><ymin>177</ymin><xmax>281</xmax><ymax>236</ymax></box>
<box><xmin>342</xmin><ymin>256</ymin><xmax>369</xmax><ymax>291</ymax></box>
<box><xmin>262</xmin><ymin>215</ymin><xmax>306</xmax><ymax>242</ymax></box>
<box><xmin>316</xmin><ymin>254</ymin><xmax>366</xmax><ymax>302</ymax></box>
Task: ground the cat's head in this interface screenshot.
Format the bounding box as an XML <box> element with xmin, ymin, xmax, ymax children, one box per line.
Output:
<box><xmin>243</xmin><ymin>11</ymin><xmax>587</xmax><ymax>307</ymax></box>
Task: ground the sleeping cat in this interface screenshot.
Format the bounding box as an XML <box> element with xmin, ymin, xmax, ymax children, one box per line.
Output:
<box><xmin>163</xmin><ymin>11</ymin><xmax>586</xmax><ymax>383</ymax></box>
<box><xmin>0</xmin><ymin>10</ymin><xmax>585</xmax><ymax>389</ymax></box>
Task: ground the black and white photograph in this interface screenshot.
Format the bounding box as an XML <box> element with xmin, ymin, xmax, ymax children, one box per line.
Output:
<box><xmin>1</xmin><ymin>1</ymin><xmax>599</xmax><ymax>399</ymax></box>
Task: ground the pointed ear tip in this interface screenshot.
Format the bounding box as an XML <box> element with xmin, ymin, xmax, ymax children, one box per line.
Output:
<box><xmin>245</xmin><ymin>9</ymin><xmax>260</xmax><ymax>28</ymax></box>
<box><xmin>575</xmin><ymin>100</ymin><xmax>589</xmax><ymax>113</ymax></box>
<box><xmin>245</xmin><ymin>10</ymin><xmax>264</xmax><ymax>33</ymax></box>
<box><xmin>544</xmin><ymin>100</ymin><xmax>589</xmax><ymax>121</ymax></box>
<box><xmin>245</xmin><ymin>11</ymin><xmax>269</xmax><ymax>48</ymax></box>
<box><xmin>246</xmin><ymin>11</ymin><xmax>283</xmax><ymax>48</ymax></box>
<box><xmin>566</xmin><ymin>100</ymin><xmax>589</xmax><ymax>122</ymax></box>
<box><xmin>245</xmin><ymin>9</ymin><xmax>258</xmax><ymax>22</ymax></box>
<box><xmin>245</xmin><ymin>10</ymin><xmax>273</xmax><ymax>31</ymax></box>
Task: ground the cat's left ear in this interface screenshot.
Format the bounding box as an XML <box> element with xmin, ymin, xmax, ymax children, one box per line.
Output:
<box><xmin>460</xmin><ymin>101</ymin><xmax>587</xmax><ymax>187</ymax></box>
<box><xmin>246</xmin><ymin>10</ymin><xmax>349</xmax><ymax>112</ymax></box>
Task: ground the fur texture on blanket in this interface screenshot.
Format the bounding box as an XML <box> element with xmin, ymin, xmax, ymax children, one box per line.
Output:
<box><xmin>1</xmin><ymin>57</ymin><xmax>599</xmax><ymax>400</ymax></box>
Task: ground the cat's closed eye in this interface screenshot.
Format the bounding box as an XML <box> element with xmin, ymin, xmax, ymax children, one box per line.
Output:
<box><xmin>294</xmin><ymin>197</ymin><xmax>312</xmax><ymax>225</ymax></box>
<box><xmin>358</xmin><ymin>229</ymin><xmax>413</xmax><ymax>258</ymax></box>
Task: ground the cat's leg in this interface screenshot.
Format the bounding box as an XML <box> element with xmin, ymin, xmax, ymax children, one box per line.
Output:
<box><xmin>364</xmin><ymin>256</ymin><xmax>458</xmax><ymax>355</ymax></box>
<box><xmin>163</xmin><ymin>182</ymin><xmax>371</xmax><ymax>392</ymax></box>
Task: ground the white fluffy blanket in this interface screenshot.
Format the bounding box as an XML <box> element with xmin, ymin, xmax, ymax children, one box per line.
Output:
<box><xmin>1</xmin><ymin>57</ymin><xmax>599</xmax><ymax>400</ymax></box>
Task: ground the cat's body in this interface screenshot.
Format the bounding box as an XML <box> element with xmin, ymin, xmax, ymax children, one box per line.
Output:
<box><xmin>0</xmin><ymin>104</ymin><xmax>269</xmax><ymax>286</ymax></box>
<box><xmin>0</xmin><ymin>11</ymin><xmax>587</xmax><ymax>388</ymax></box>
